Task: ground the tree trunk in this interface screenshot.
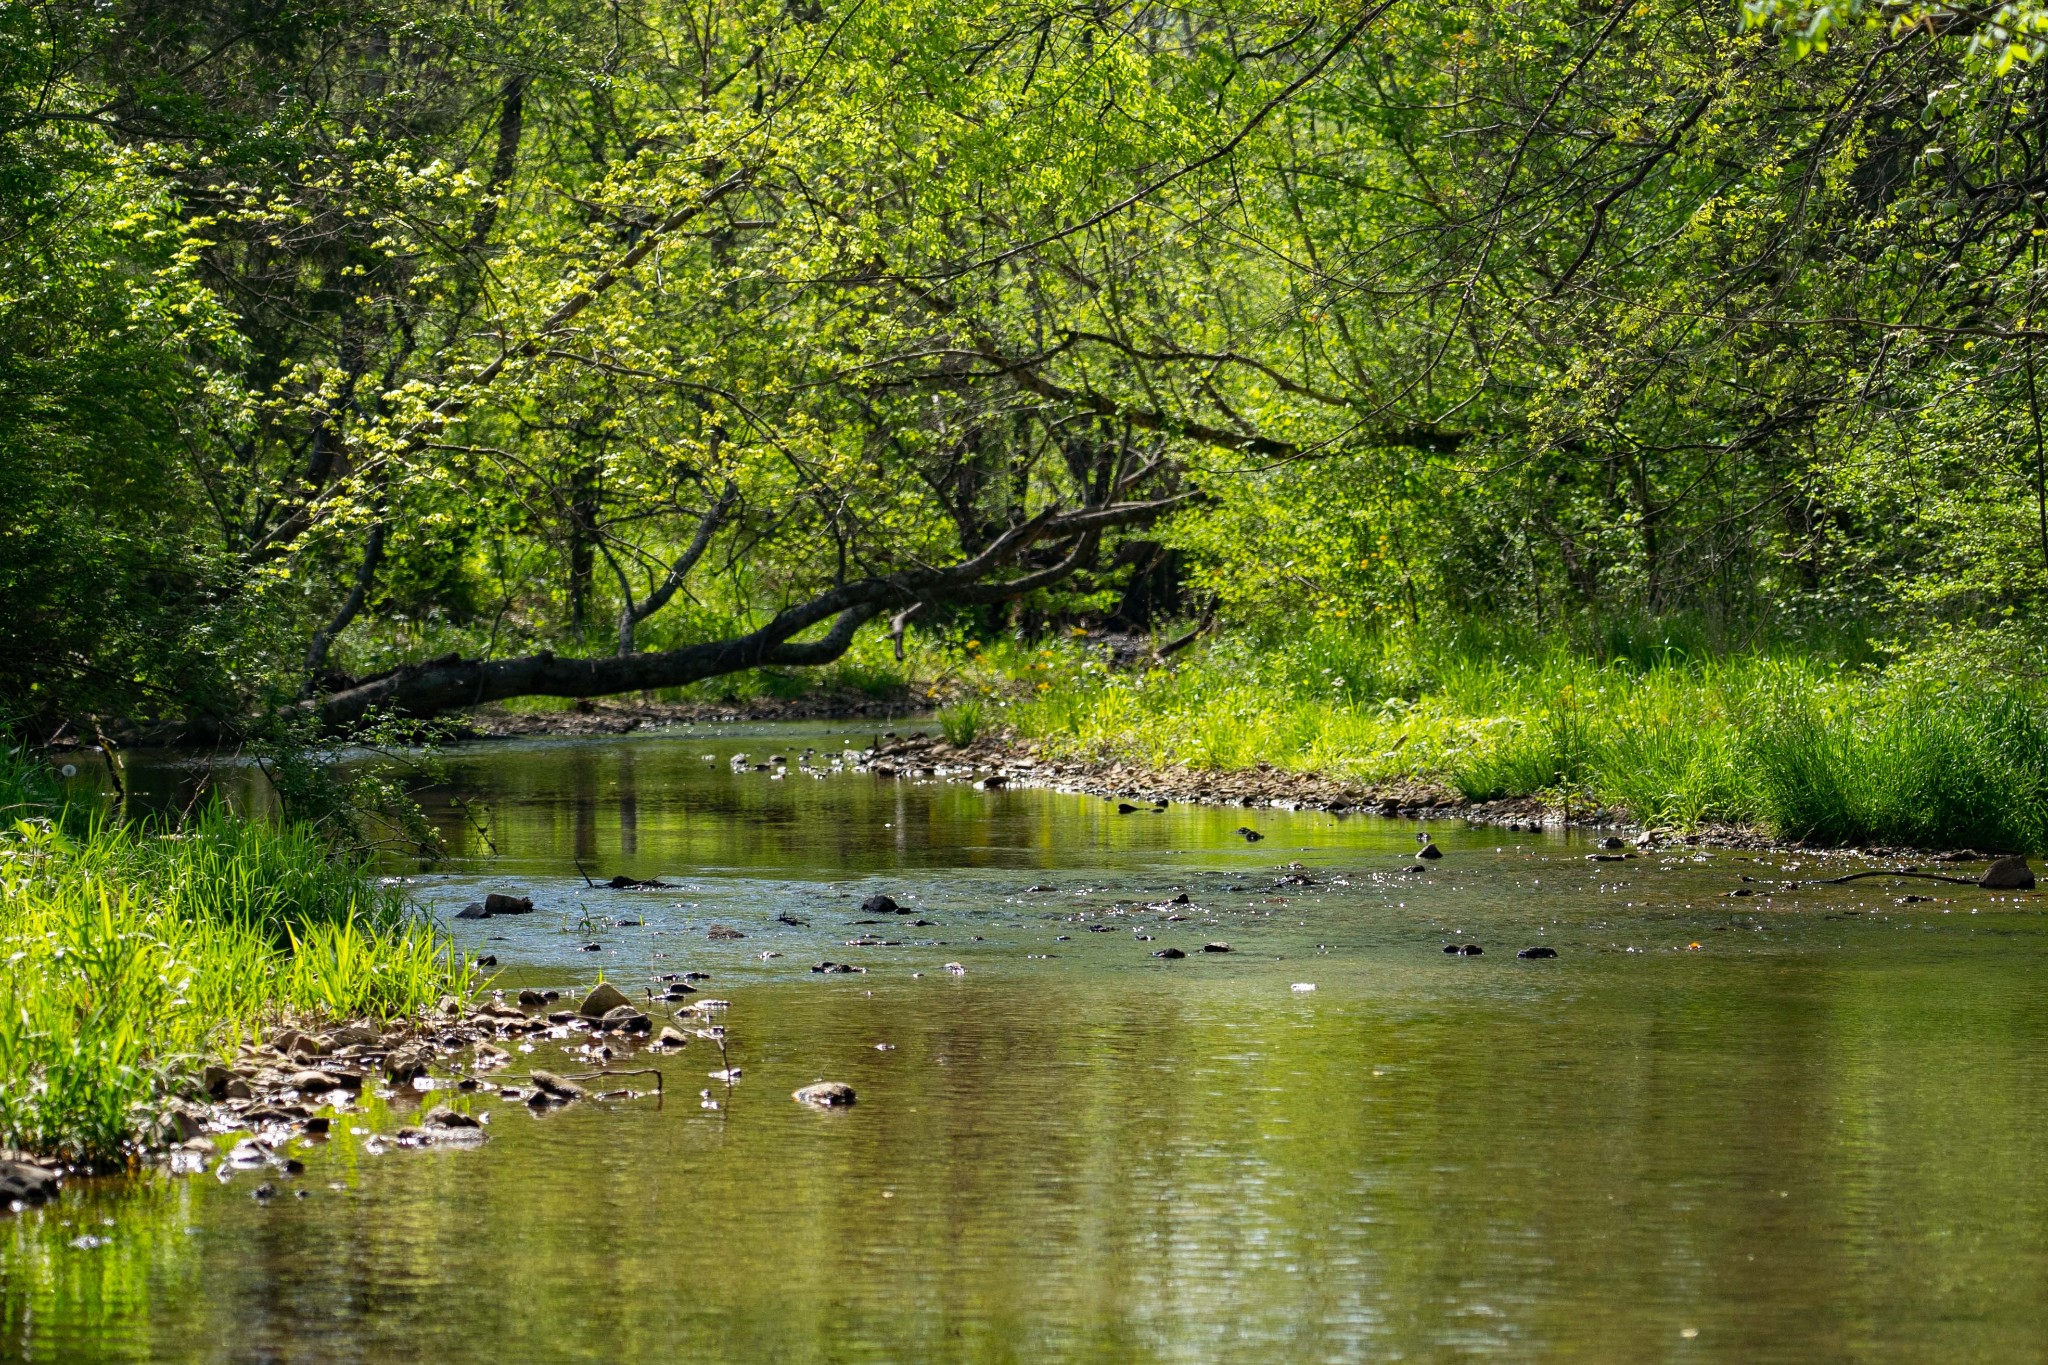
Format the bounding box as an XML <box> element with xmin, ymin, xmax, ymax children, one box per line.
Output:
<box><xmin>314</xmin><ymin>494</ymin><xmax>1193</xmax><ymax>727</ymax></box>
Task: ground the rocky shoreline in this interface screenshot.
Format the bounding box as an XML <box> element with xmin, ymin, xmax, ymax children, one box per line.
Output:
<box><xmin>854</xmin><ymin>730</ymin><xmax>1798</xmax><ymax>846</ymax></box>
<box><xmin>1</xmin><ymin>981</ymin><xmax>715</xmax><ymax>1210</ymax></box>
<box><xmin>461</xmin><ymin>705</ymin><xmax>1988</xmax><ymax>860</ymax></box>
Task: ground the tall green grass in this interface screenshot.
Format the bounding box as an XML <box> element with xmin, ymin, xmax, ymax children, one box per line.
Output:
<box><xmin>974</xmin><ymin>620</ymin><xmax>2048</xmax><ymax>850</ymax></box>
<box><xmin>0</xmin><ymin>749</ymin><xmax>471</xmax><ymax>1165</ymax></box>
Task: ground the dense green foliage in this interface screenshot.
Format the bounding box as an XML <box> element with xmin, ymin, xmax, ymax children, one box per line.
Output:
<box><xmin>0</xmin><ymin>752</ymin><xmax>469</xmax><ymax>1164</ymax></box>
<box><xmin>2</xmin><ymin>0</ymin><xmax>2046</xmax><ymax>849</ymax></box>
<box><xmin>3</xmin><ymin>0</ymin><xmax>2047</xmax><ymax>723</ymax></box>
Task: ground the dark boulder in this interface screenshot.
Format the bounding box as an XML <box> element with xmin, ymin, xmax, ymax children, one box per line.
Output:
<box><xmin>455</xmin><ymin>902</ymin><xmax>489</xmax><ymax>919</ymax></box>
<box><xmin>860</xmin><ymin>894</ymin><xmax>901</xmax><ymax>915</ymax></box>
<box><xmin>578</xmin><ymin>982</ymin><xmax>632</xmax><ymax>1017</ymax></box>
<box><xmin>598</xmin><ymin>1005</ymin><xmax>652</xmax><ymax>1034</ymax></box>
<box><xmin>1980</xmin><ymin>856</ymin><xmax>2037</xmax><ymax>891</ymax></box>
<box><xmin>1152</xmin><ymin>947</ymin><xmax>1187</xmax><ymax>959</ymax></box>
<box><xmin>1416</xmin><ymin>844</ymin><xmax>1443</xmax><ymax>860</ymax></box>
<box><xmin>1517</xmin><ymin>946</ymin><xmax>1558</xmax><ymax>959</ymax></box>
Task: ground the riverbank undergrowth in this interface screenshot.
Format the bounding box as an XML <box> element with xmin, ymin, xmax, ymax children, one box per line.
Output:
<box><xmin>0</xmin><ymin>752</ymin><xmax>470</xmax><ymax>1166</ymax></box>
<box><xmin>949</xmin><ymin>621</ymin><xmax>2048</xmax><ymax>851</ymax></box>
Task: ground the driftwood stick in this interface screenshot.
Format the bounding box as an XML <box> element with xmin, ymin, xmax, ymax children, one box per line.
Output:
<box><xmin>557</xmin><ymin>1067</ymin><xmax>663</xmax><ymax>1098</ymax></box>
<box><xmin>1804</xmin><ymin>869</ymin><xmax>1978</xmax><ymax>887</ymax></box>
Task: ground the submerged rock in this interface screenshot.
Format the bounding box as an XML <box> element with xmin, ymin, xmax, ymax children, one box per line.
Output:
<box><xmin>1236</xmin><ymin>827</ymin><xmax>1264</xmax><ymax>842</ymax></box>
<box><xmin>793</xmin><ymin>1081</ymin><xmax>857</xmax><ymax>1108</ymax></box>
<box><xmin>285</xmin><ymin>1070</ymin><xmax>348</xmax><ymax>1094</ymax></box>
<box><xmin>578</xmin><ymin>982</ymin><xmax>632</xmax><ymax>1018</ymax></box>
<box><xmin>860</xmin><ymin>894</ymin><xmax>901</xmax><ymax>915</ymax></box>
<box><xmin>455</xmin><ymin>902</ymin><xmax>490</xmax><ymax>919</ymax></box>
<box><xmin>529</xmin><ymin>1070</ymin><xmax>587</xmax><ymax>1102</ymax></box>
<box><xmin>598</xmin><ymin>1005</ymin><xmax>652</xmax><ymax>1034</ymax></box>
<box><xmin>1980</xmin><ymin>856</ymin><xmax>2037</xmax><ymax>890</ymax></box>
<box><xmin>0</xmin><ymin>1160</ymin><xmax>59</xmax><ymax>1207</ymax></box>
<box><xmin>707</xmin><ymin>924</ymin><xmax>747</xmax><ymax>940</ymax></box>
<box><xmin>1417</xmin><ymin>844</ymin><xmax>1443</xmax><ymax>861</ymax></box>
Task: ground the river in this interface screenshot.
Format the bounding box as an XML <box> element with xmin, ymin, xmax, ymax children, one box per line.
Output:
<box><xmin>7</xmin><ymin>723</ymin><xmax>2048</xmax><ymax>1361</ymax></box>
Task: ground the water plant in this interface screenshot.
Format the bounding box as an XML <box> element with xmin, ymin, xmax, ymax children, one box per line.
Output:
<box><xmin>939</xmin><ymin>698</ymin><xmax>987</xmax><ymax>747</ymax></box>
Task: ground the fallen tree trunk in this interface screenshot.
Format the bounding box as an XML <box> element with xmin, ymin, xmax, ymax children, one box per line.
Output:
<box><xmin>314</xmin><ymin>494</ymin><xmax>1191</xmax><ymax>728</ymax></box>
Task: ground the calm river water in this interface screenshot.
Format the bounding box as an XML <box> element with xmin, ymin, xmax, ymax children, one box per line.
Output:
<box><xmin>7</xmin><ymin>723</ymin><xmax>2048</xmax><ymax>1362</ymax></box>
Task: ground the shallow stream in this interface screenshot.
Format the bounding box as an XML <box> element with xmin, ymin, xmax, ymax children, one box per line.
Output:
<box><xmin>8</xmin><ymin>723</ymin><xmax>2048</xmax><ymax>1362</ymax></box>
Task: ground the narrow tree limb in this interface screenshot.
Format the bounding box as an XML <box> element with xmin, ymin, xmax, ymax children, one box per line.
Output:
<box><xmin>1802</xmin><ymin>869</ymin><xmax>1978</xmax><ymax>886</ymax></box>
<box><xmin>616</xmin><ymin>481</ymin><xmax>739</xmax><ymax>655</ymax></box>
<box><xmin>304</xmin><ymin>519</ymin><xmax>387</xmax><ymax>687</ymax></box>
<box><xmin>888</xmin><ymin>602</ymin><xmax>925</xmax><ymax>661</ymax></box>
<box><xmin>1151</xmin><ymin>608</ymin><xmax>1216</xmax><ymax>664</ymax></box>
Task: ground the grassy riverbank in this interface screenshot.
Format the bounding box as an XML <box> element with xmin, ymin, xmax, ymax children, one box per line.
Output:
<box><xmin>950</xmin><ymin>621</ymin><xmax>2048</xmax><ymax>852</ymax></box>
<box><xmin>0</xmin><ymin>753</ymin><xmax>470</xmax><ymax>1166</ymax></box>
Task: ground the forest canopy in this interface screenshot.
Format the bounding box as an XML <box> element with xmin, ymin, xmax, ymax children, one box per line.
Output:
<box><xmin>6</xmin><ymin>0</ymin><xmax>2047</xmax><ymax>729</ymax></box>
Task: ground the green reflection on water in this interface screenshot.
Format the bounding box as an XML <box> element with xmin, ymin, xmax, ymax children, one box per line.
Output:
<box><xmin>11</xmin><ymin>727</ymin><xmax>2048</xmax><ymax>1362</ymax></box>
